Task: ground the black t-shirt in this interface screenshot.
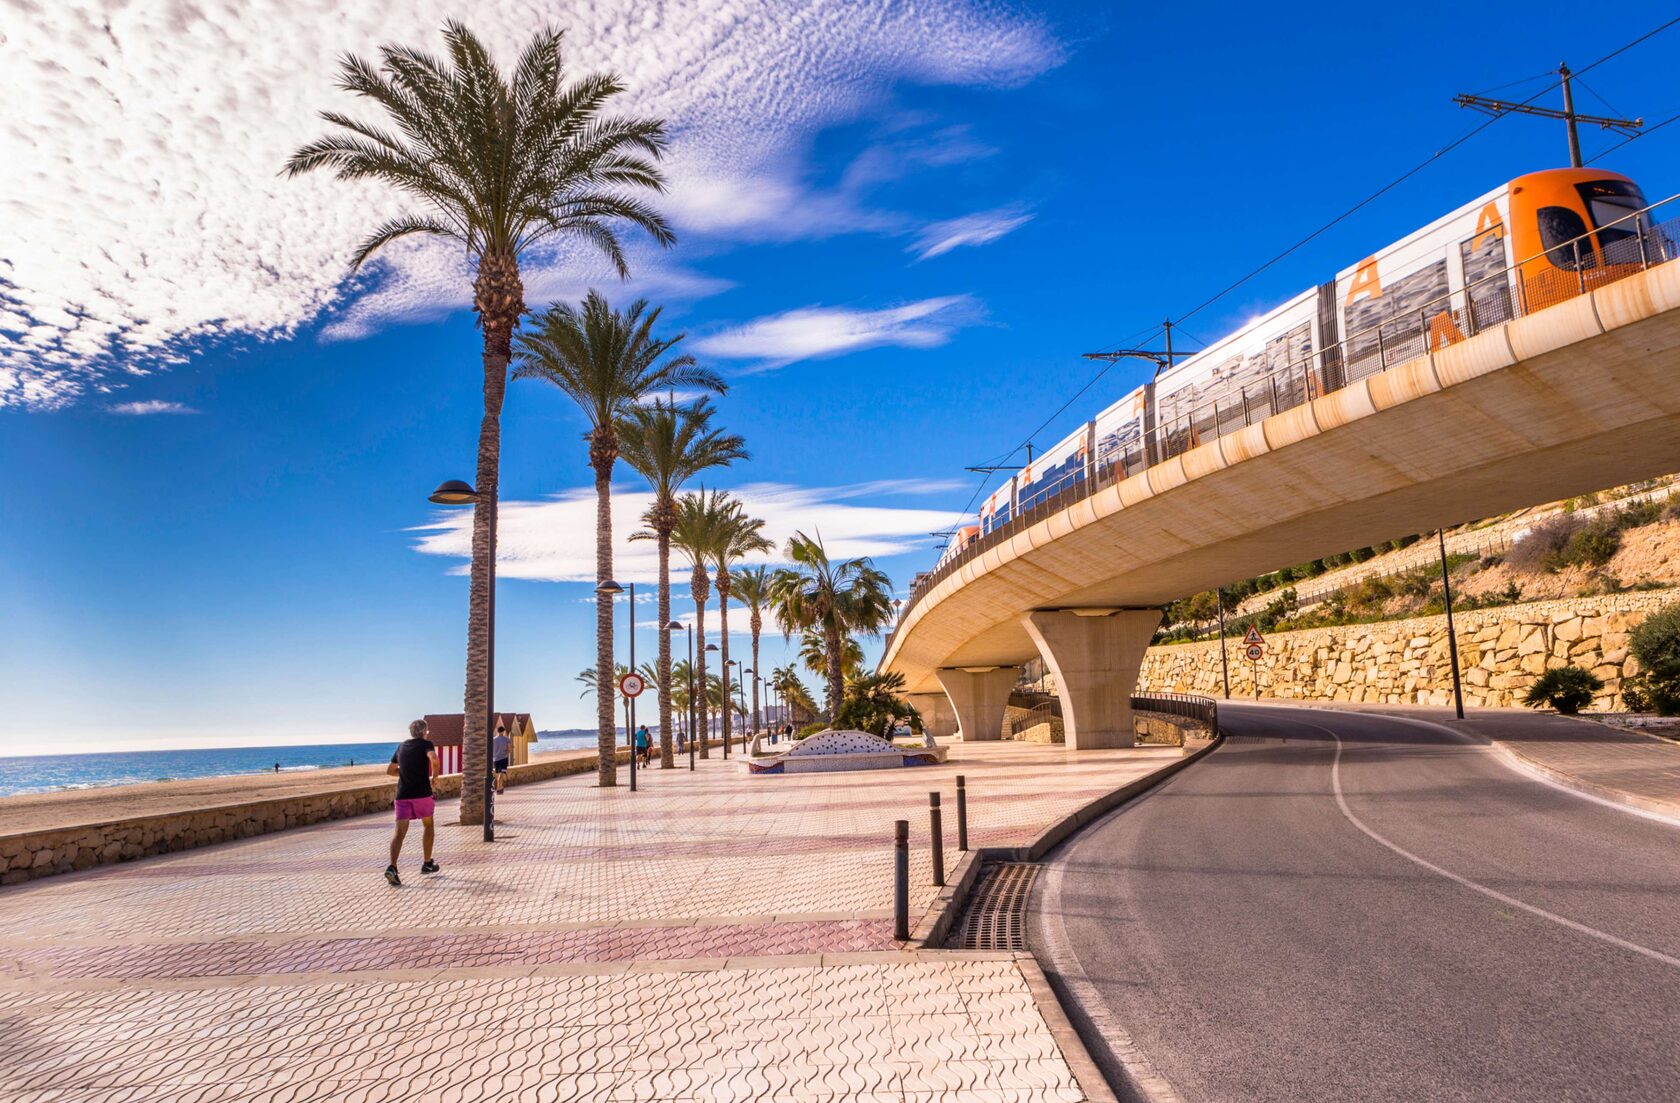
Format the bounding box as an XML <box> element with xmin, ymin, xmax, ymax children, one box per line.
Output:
<box><xmin>390</xmin><ymin>737</ymin><xmax>436</xmax><ymax>800</ymax></box>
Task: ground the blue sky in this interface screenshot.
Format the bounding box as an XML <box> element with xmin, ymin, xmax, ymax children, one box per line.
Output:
<box><xmin>4</xmin><ymin>0</ymin><xmax>1679</xmax><ymax>752</ymax></box>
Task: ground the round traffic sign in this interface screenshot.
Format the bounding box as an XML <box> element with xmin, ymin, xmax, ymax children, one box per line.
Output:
<box><xmin>1244</xmin><ymin>643</ymin><xmax>1264</xmax><ymax>661</ymax></box>
<box><xmin>619</xmin><ymin>672</ymin><xmax>646</xmax><ymax>698</ymax></box>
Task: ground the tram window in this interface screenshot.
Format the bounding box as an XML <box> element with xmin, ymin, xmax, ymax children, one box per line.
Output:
<box><xmin>1536</xmin><ymin>206</ymin><xmax>1595</xmax><ymax>270</ymax></box>
<box><xmin>1577</xmin><ymin>180</ymin><xmax>1648</xmax><ymax>247</ymax></box>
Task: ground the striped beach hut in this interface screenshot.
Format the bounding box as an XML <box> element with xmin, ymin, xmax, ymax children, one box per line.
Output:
<box><xmin>421</xmin><ymin>713</ymin><xmax>538</xmax><ymax>775</ymax></box>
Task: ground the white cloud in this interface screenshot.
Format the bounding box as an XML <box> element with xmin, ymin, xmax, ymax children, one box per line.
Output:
<box><xmin>910</xmin><ymin>207</ymin><xmax>1033</xmax><ymax>260</ymax></box>
<box><xmin>410</xmin><ymin>480</ymin><xmax>953</xmax><ymax>585</ymax></box>
<box><xmin>108</xmin><ymin>400</ymin><xmax>199</xmax><ymax>416</ymax></box>
<box><xmin>693</xmin><ymin>295</ymin><xmax>977</xmax><ymax>370</ymax></box>
<box><xmin>0</xmin><ymin>2</ymin><xmax>1059</xmax><ymax>410</ymax></box>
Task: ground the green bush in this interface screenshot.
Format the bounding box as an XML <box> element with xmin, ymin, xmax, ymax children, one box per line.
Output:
<box><xmin>1563</xmin><ymin>517</ymin><xmax>1622</xmax><ymax>568</ymax></box>
<box><xmin>1522</xmin><ymin>665</ymin><xmax>1603</xmax><ymax>715</ymax></box>
<box><xmin>1628</xmin><ymin>603</ymin><xmax>1680</xmax><ymax>715</ymax></box>
<box><xmin>795</xmin><ymin>722</ymin><xmax>826</xmax><ymax>739</ymax></box>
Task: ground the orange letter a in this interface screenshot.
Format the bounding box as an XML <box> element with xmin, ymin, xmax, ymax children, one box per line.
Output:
<box><xmin>1346</xmin><ymin>257</ymin><xmax>1382</xmax><ymax>305</ymax></box>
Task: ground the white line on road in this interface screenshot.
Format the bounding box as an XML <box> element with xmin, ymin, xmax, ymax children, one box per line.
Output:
<box><xmin>1314</xmin><ymin>720</ymin><xmax>1680</xmax><ymax>973</ymax></box>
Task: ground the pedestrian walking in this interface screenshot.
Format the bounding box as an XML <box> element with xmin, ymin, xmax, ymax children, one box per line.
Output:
<box><xmin>492</xmin><ymin>722</ymin><xmax>511</xmax><ymax>794</ymax></box>
<box><xmin>385</xmin><ymin>719</ymin><xmax>440</xmax><ymax>886</ymax></box>
<box><xmin>635</xmin><ymin>724</ymin><xmax>653</xmax><ymax>767</ymax></box>
<box><xmin>676</xmin><ymin>726</ymin><xmax>687</xmax><ymax>754</ymax></box>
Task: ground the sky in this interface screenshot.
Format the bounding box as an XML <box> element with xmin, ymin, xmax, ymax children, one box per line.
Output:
<box><xmin>4</xmin><ymin>0</ymin><xmax>1680</xmax><ymax>753</ymax></box>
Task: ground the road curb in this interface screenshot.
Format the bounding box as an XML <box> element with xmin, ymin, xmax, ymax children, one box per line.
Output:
<box><xmin>1016</xmin><ymin>952</ymin><xmax>1121</xmax><ymax>1103</ymax></box>
<box><xmin>1486</xmin><ymin>737</ymin><xmax>1680</xmax><ymax>824</ymax></box>
<box><xmin>908</xmin><ymin>735</ymin><xmax>1225</xmax><ymax>950</ymax></box>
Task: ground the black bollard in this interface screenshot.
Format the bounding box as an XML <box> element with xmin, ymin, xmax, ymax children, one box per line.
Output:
<box><xmin>929</xmin><ymin>792</ymin><xmax>945</xmax><ymax>887</ymax></box>
<box><xmin>893</xmin><ymin>820</ymin><xmax>910</xmax><ymax>940</ymax></box>
<box><xmin>955</xmin><ymin>775</ymin><xmax>968</xmax><ymax>852</ymax></box>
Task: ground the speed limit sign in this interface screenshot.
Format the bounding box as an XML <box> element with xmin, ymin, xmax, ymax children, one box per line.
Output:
<box><xmin>1244</xmin><ymin>643</ymin><xmax>1264</xmax><ymax>661</ymax></box>
<box><xmin>619</xmin><ymin>672</ymin><xmax>646</xmax><ymax>698</ymax></box>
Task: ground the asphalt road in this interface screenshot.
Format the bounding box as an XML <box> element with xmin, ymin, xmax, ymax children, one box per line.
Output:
<box><xmin>1030</xmin><ymin>704</ymin><xmax>1680</xmax><ymax>1103</ymax></box>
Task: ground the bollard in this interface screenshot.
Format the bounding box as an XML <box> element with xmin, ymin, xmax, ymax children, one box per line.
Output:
<box><xmin>956</xmin><ymin>775</ymin><xmax>968</xmax><ymax>852</ymax></box>
<box><xmin>929</xmin><ymin>792</ymin><xmax>945</xmax><ymax>887</ymax></box>
<box><xmin>893</xmin><ymin>820</ymin><xmax>910</xmax><ymax>941</ymax></box>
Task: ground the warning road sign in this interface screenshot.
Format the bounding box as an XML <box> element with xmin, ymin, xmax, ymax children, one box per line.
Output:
<box><xmin>1242</xmin><ymin>625</ymin><xmax>1265</xmax><ymax>647</ymax></box>
<box><xmin>1245</xmin><ymin>643</ymin><xmax>1264</xmax><ymax>661</ymax></box>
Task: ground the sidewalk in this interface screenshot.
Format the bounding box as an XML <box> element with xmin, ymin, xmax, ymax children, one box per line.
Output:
<box><xmin>0</xmin><ymin>740</ymin><xmax>1180</xmax><ymax>1101</ymax></box>
<box><xmin>1273</xmin><ymin>700</ymin><xmax>1680</xmax><ymax>820</ymax></box>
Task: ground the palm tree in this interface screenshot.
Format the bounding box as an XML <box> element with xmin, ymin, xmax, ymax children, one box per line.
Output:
<box><xmin>621</xmin><ymin>397</ymin><xmax>747</xmax><ymax>767</ymax></box>
<box><xmin>799</xmin><ymin>628</ymin><xmax>863</xmax><ymax>683</ymax></box>
<box><xmin>772</xmin><ymin>532</ymin><xmax>895</xmax><ymax>717</ymax></box>
<box><xmin>770</xmin><ymin>664</ymin><xmax>817</xmax><ymax>724</ymax></box>
<box><xmin>514</xmin><ymin>294</ymin><xmax>724</xmax><ymax>786</ymax></box>
<box><xmin>287</xmin><ymin>22</ymin><xmax>673</xmax><ymax>824</ymax></box>
<box><xmin>671</xmin><ymin>489</ymin><xmax>730</xmax><ymax>757</ymax></box>
<box><xmin>712</xmin><ymin>503</ymin><xmax>772</xmax><ymax>752</ymax></box>
<box><xmin>733</xmin><ymin>566</ymin><xmax>774</xmax><ymax>737</ymax></box>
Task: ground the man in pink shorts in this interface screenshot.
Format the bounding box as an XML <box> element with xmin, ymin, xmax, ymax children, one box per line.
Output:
<box><xmin>385</xmin><ymin>719</ymin><xmax>440</xmax><ymax>885</ymax></box>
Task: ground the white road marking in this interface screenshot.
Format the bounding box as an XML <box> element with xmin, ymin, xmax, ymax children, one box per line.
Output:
<box><xmin>1313</xmin><ymin>719</ymin><xmax>1680</xmax><ymax>973</ymax></box>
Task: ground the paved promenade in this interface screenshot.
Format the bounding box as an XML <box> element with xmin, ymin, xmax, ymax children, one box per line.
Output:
<box><xmin>0</xmin><ymin>741</ymin><xmax>1177</xmax><ymax>1101</ymax></box>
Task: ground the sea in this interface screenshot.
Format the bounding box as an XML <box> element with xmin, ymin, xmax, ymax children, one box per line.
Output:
<box><xmin>0</xmin><ymin>733</ymin><xmax>601</xmax><ymax>799</ymax></box>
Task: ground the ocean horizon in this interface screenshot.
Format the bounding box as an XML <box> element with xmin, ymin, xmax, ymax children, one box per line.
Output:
<box><xmin>0</xmin><ymin>733</ymin><xmax>601</xmax><ymax>799</ymax></box>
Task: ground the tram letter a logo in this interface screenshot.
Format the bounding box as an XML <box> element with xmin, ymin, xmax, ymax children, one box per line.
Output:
<box><xmin>1345</xmin><ymin>256</ymin><xmax>1382</xmax><ymax>305</ymax></box>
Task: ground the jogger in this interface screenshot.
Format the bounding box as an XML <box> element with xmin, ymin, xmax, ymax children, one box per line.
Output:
<box><xmin>386</xmin><ymin>719</ymin><xmax>440</xmax><ymax>885</ymax></box>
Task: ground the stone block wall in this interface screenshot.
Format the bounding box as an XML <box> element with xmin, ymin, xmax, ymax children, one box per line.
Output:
<box><xmin>0</xmin><ymin>747</ymin><xmax>635</xmax><ymax>886</ymax></box>
<box><xmin>1140</xmin><ymin>589</ymin><xmax>1678</xmax><ymax>709</ymax></box>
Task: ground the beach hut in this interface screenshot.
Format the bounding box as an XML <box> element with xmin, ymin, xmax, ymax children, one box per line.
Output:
<box><xmin>421</xmin><ymin>713</ymin><xmax>538</xmax><ymax>775</ymax></box>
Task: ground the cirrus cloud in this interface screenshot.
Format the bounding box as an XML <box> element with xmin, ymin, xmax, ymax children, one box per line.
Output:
<box><xmin>693</xmin><ymin>295</ymin><xmax>978</xmax><ymax>371</ymax></box>
<box><xmin>0</xmin><ymin>1</ymin><xmax>1060</xmax><ymax>410</ymax></box>
<box><xmin>910</xmin><ymin>207</ymin><xmax>1033</xmax><ymax>260</ymax></box>
<box><xmin>107</xmin><ymin>400</ymin><xmax>200</xmax><ymax>416</ymax></box>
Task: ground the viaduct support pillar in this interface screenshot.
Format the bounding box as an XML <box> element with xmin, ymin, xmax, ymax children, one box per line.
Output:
<box><xmin>908</xmin><ymin>693</ymin><xmax>958</xmax><ymax>740</ymax></box>
<box><xmin>935</xmin><ymin>666</ymin><xmax>1020</xmax><ymax>742</ymax></box>
<box><xmin>1023</xmin><ymin>609</ymin><xmax>1162</xmax><ymax>749</ymax></box>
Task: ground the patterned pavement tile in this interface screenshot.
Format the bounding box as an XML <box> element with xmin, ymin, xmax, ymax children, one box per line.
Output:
<box><xmin>0</xmin><ymin>742</ymin><xmax>1175</xmax><ymax>1100</ymax></box>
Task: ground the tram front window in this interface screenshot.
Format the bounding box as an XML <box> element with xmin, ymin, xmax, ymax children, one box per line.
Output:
<box><xmin>1577</xmin><ymin>180</ymin><xmax>1649</xmax><ymax>249</ymax></box>
<box><xmin>1537</xmin><ymin>206</ymin><xmax>1595</xmax><ymax>270</ymax></box>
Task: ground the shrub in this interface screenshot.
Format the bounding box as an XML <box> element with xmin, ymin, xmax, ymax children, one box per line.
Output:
<box><xmin>795</xmin><ymin>722</ymin><xmax>826</xmax><ymax>739</ymax></box>
<box><xmin>1618</xmin><ymin>498</ymin><xmax>1663</xmax><ymax>528</ymax></box>
<box><xmin>1628</xmin><ymin>602</ymin><xmax>1680</xmax><ymax>715</ymax></box>
<box><xmin>1564</xmin><ymin>517</ymin><xmax>1622</xmax><ymax>568</ymax></box>
<box><xmin>1506</xmin><ymin>514</ymin><xmax>1586</xmax><ymax>573</ymax></box>
<box><xmin>1522</xmin><ymin>666</ymin><xmax>1604</xmax><ymax>714</ymax></box>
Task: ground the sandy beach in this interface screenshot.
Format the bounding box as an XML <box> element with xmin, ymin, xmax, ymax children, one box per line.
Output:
<box><xmin>0</xmin><ymin>746</ymin><xmax>600</xmax><ymax>837</ymax></box>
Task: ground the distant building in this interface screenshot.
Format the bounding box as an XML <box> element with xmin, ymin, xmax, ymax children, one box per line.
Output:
<box><xmin>421</xmin><ymin>712</ymin><xmax>537</xmax><ymax>775</ymax></box>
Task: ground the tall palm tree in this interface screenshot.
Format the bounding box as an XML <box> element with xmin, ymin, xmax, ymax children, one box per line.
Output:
<box><xmin>733</xmin><ymin>566</ymin><xmax>774</xmax><ymax>736</ymax></box>
<box><xmin>671</xmin><ymin>489</ymin><xmax>730</xmax><ymax>757</ymax></box>
<box><xmin>712</xmin><ymin>503</ymin><xmax>772</xmax><ymax>752</ymax></box>
<box><xmin>514</xmin><ymin>294</ymin><xmax>724</xmax><ymax>786</ymax></box>
<box><xmin>288</xmin><ymin>23</ymin><xmax>674</xmax><ymax>824</ymax></box>
<box><xmin>799</xmin><ymin>628</ymin><xmax>863</xmax><ymax>682</ymax></box>
<box><xmin>772</xmin><ymin>532</ymin><xmax>895</xmax><ymax>717</ymax></box>
<box><xmin>620</xmin><ymin>397</ymin><xmax>747</xmax><ymax>767</ymax></box>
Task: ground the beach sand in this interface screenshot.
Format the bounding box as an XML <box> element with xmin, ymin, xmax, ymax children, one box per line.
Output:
<box><xmin>0</xmin><ymin>747</ymin><xmax>596</xmax><ymax>837</ymax></box>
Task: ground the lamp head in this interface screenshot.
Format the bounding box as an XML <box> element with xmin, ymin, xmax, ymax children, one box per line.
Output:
<box><xmin>666</xmin><ymin>620</ymin><xmax>685</xmax><ymax>631</ymax></box>
<box><xmin>596</xmin><ymin>580</ymin><xmax>624</xmax><ymax>595</ymax></box>
<box><xmin>428</xmin><ymin>479</ymin><xmax>478</xmax><ymax>505</ymax></box>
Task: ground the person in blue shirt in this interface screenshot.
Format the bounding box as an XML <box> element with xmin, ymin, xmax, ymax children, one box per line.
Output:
<box><xmin>634</xmin><ymin>724</ymin><xmax>652</xmax><ymax>767</ymax></box>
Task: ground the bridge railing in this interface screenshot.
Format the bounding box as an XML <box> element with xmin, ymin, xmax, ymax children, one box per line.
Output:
<box><xmin>889</xmin><ymin>195</ymin><xmax>1680</xmax><ymax>646</ymax></box>
<box><xmin>1132</xmin><ymin>693</ymin><xmax>1219</xmax><ymax>734</ymax></box>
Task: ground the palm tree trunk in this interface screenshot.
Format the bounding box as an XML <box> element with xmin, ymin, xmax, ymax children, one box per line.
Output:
<box><xmin>750</xmin><ymin>615</ymin><xmax>761</xmax><ymax>739</ymax></box>
<box><xmin>718</xmin><ymin>579</ymin><xmax>731</xmax><ymax>753</ymax></box>
<box><xmin>656</xmin><ymin>524</ymin><xmax>674</xmax><ymax>768</ymax></box>
<box><xmin>825</xmin><ymin>621</ymin><xmax>844</xmax><ymax>724</ymax></box>
<box><xmin>692</xmin><ymin>565</ymin><xmax>710</xmax><ymax>759</ymax></box>
<box><xmin>460</xmin><ymin>336</ymin><xmax>509</xmax><ymax>826</ymax></box>
<box><xmin>594</xmin><ymin>455</ymin><xmax>617</xmax><ymax>787</ymax></box>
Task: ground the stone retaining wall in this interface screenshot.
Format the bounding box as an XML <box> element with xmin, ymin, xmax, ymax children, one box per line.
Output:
<box><xmin>1140</xmin><ymin>590</ymin><xmax>1678</xmax><ymax>709</ymax></box>
<box><xmin>0</xmin><ymin>747</ymin><xmax>641</xmax><ymax>886</ymax></box>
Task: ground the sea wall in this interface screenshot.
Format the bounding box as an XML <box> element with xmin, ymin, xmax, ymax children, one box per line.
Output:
<box><xmin>1139</xmin><ymin>590</ymin><xmax>1678</xmax><ymax>708</ymax></box>
<box><xmin>0</xmin><ymin>746</ymin><xmax>643</xmax><ymax>886</ymax></box>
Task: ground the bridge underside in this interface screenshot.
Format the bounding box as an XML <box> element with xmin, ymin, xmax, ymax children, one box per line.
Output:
<box><xmin>887</xmin><ymin>263</ymin><xmax>1680</xmax><ymax>744</ymax></box>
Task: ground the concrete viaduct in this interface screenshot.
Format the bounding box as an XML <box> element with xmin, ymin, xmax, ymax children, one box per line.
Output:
<box><xmin>882</xmin><ymin>259</ymin><xmax>1680</xmax><ymax>748</ymax></box>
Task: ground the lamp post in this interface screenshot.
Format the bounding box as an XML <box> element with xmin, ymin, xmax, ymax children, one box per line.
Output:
<box><xmin>745</xmin><ymin>668</ymin><xmax>760</xmax><ymax>745</ymax></box>
<box><xmin>704</xmin><ymin>642</ymin><xmax>719</xmax><ymax>753</ymax></box>
<box><xmin>668</xmin><ymin>621</ymin><xmax>695</xmax><ymax>771</ymax></box>
<box><xmin>429</xmin><ymin>479</ymin><xmax>496</xmax><ymax>842</ymax></box>
<box><xmin>597</xmin><ymin>579</ymin><xmax>636</xmax><ymax>792</ymax></box>
<box><xmin>726</xmin><ymin>659</ymin><xmax>740</xmax><ymax>755</ymax></box>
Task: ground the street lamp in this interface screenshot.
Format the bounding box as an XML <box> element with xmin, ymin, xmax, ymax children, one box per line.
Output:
<box><xmin>704</xmin><ymin>643</ymin><xmax>719</xmax><ymax>750</ymax></box>
<box><xmin>429</xmin><ymin>479</ymin><xmax>496</xmax><ymax>842</ymax></box>
<box><xmin>725</xmin><ymin>659</ymin><xmax>741</xmax><ymax>756</ymax></box>
<box><xmin>667</xmin><ymin>620</ymin><xmax>695</xmax><ymax>771</ymax></box>
<box><xmin>597</xmin><ymin>579</ymin><xmax>636</xmax><ymax>792</ymax></box>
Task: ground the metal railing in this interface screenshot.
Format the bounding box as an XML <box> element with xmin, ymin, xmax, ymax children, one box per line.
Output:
<box><xmin>1004</xmin><ymin>700</ymin><xmax>1062</xmax><ymax>739</ymax></box>
<box><xmin>889</xmin><ymin>195</ymin><xmax>1680</xmax><ymax>646</ymax></box>
<box><xmin>1132</xmin><ymin>693</ymin><xmax>1219</xmax><ymax>733</ymax></box>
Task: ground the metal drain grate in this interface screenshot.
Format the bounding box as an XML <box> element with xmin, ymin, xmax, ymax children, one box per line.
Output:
<box><xmin>948</xmin><ymin>863</ymin><xmax>1038</xmax><ymax>950</ymax></box>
